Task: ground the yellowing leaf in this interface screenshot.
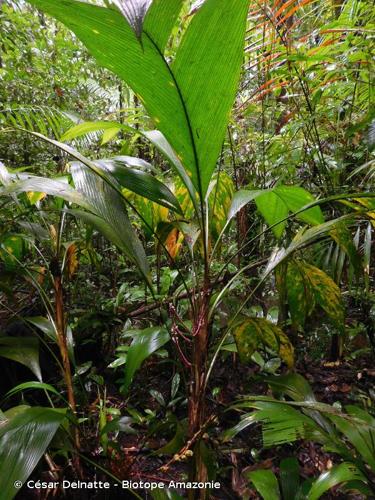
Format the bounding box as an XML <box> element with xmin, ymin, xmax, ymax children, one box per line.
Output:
<box><xmin>101</xmin><ymin>126</ymin><xmax>121</xmax><ymax>145</ymax></box>
<box><xmin>303</xmin><ymin>263</ymin><xmax>345</xmax><ymax>330</ymax></box>
<box><xmin>286</xmin><ymin>261</ymin><xmax>345</xmax><ymax>331</ymax></box>
<box><xmin>209</xmin><ymin>171</ymin><xmax>235</xmax><ymax>240</ymax></box>
<box><xmin>233</xmin><ymin>317</ymin><xmax>294</xmax><ymax>368</ymax></box>
<box><xmin>174</xmin><ymin>176</ymin><xmax>195</xmax><ymax>219</ymax></box>
<box><xmin>65</xmin><ymin>243</ymin><xmax>79</xmax><ymax>279</ymax></box>
<box><xmin>26</xmin><ymin>191</ymin><xmax>46</xmax><ymax>204</ymax></box>
<box><xmin>286</xmin><ymin>261</ymin><xmax>315</xmax><ymax>328</ymax></box>
<box><xmin>165</xmin><ymin>228</ymin><xmax>184</xmax><ymax>259</ymax></box>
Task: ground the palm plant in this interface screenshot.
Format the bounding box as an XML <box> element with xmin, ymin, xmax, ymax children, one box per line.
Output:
<box><xmin>1</xmin><ymin>0</ymin><xmax>250</xmax><ymax>488</ymax></box>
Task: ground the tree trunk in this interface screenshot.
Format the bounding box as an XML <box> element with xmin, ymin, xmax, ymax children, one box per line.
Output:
<box><xmin>188</xmin><ymin>283</ymin><xmax>210</xmax><ymax>497</ymax></box>
<box><xmin>51</xmin><ymin>259</ymin><xmax>82</xmax><ymax>476</ymax></box>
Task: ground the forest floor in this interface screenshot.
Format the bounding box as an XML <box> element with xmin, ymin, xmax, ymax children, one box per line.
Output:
<box><xmin>2</xmin><ymin>294</ymin><xmax>374</xmax><ymax>500</ymax></box>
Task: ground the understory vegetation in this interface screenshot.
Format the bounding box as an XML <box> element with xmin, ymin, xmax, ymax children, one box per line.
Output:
<box><xmin>0</xmin><ymin>0</ymin><xmax>374</xmax><ymax>498</ymax></box>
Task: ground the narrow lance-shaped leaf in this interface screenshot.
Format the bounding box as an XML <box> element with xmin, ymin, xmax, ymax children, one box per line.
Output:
<box><xmin>3</xmin><ymin>382</ymin><xmax>62</xmax><ymax>403</ymax></box>
<box><xmin>330</xmin><ymin>406</ymin><xmax>375</xmax><ymax>471</ymax></box>
<box><xmin>280</xmin><ymin>458</ymin><xmax>301</xmax><ymax>500</ymax></box>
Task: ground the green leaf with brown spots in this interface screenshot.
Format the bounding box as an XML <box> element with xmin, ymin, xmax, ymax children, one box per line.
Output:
<box><xmin>286</xmin><ymin>261</ymin><xmax>345</xmax><ymax>331</ymax></box>
<box><xmin>286</xmin><ymin>261</ymin><xmax>315</xmax><ymax>328</ymax></box>
<box><xmin>233</xmin><ymin>318</ymin><xmax>294</xmax><ymax>369</ymax></box>
<box><xmin>303</xmin><ymin>263</ymin><xmax>345</xmax><ymax>331</ymax></box>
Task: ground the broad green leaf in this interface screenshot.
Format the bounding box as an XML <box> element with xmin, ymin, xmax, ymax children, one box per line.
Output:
<box><xmin>274</xmin><ymin>186</ymin><xmax>324</xmax><ymax>226</ymax></box>
<box><xmin>0</xmin><ymin>337</ymin><xmax>42</xmax><ymax>382</ymax></box>
<box><xmin>0</xmin><ymin>406</ymin><xmax>66</xmax><ymax>500</ymax></box>
<box><xmin>307</xmin><ymin>463</ymin><xmax>367</xmax><ymax>500</ymax></box>
<box><xmin>233</xmin><ymin>317</ymin><xmax>294</xmax><ymax>368</ymax></box>
<box><xmin>30</xmin><ymin>0</ymin><xmax>248</xmax><ymax>198</ymax></box>
<box><xmin>122</xmin><ymin>327</ymin><xmax>170</xmax><ymax>393</ymax></box>
<box><xmin>229</xmin><ymin>186</ymin><xmax>324</xmax><ymax>238</ymax></box>
<box><xmin>228</xmin><ymin>189</ymin><xmax>265</xmax><ymax>221</ymax></box>
<box><xmin>246</xmin><ymin>469</ymin><xmax>280</xmax><ymax>500</ymax></box>
<box><xmin>172</xmin><ymin>0</ymin><xmax>248</xmax><ymax>196</ymax></box>
<box><xmin>255</xmin><ymin>191</ymin><xmax>289</xmax><ymax>239</ymax></box>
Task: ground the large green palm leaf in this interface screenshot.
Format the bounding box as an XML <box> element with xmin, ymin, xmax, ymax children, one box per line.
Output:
<box><xmin>26</xmin><ymin>0</ymin><xmax>248</xmax><ymax>201</ymax></box>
